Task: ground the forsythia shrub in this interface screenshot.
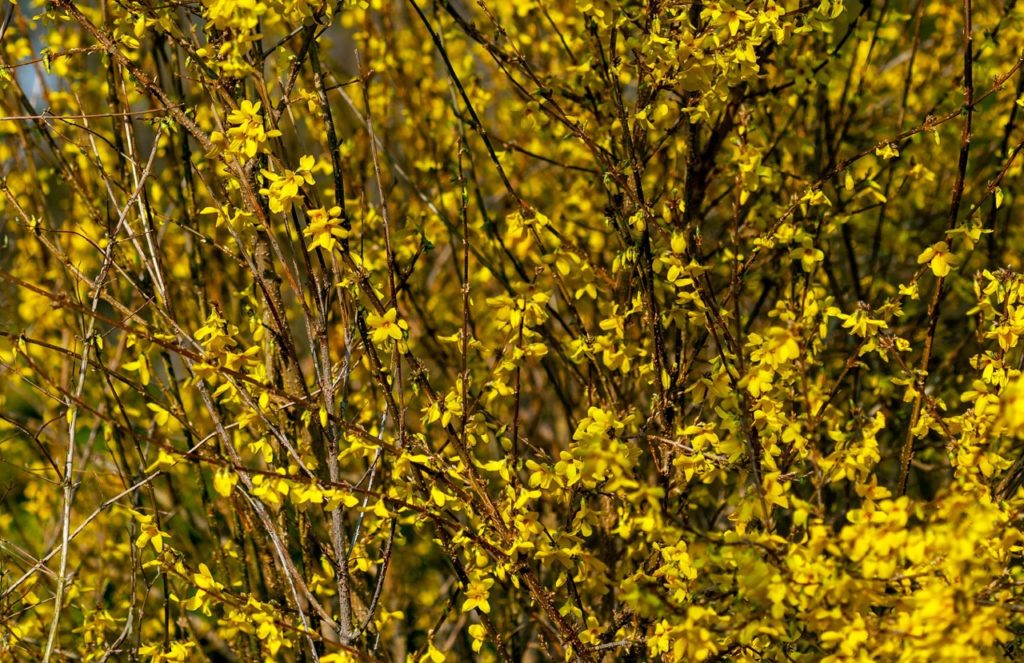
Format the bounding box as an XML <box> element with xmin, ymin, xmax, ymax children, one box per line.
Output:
<box><xmin>3</xmin><ymin>0</ymin><xmax>1024</xmax><ymax>660</ymax></box>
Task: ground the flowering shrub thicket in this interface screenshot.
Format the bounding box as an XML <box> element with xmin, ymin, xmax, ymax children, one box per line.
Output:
<box><xmin>4</xmin><ymin>0</ymin><xmax>1024</xmax><ymax>660</ymax></box>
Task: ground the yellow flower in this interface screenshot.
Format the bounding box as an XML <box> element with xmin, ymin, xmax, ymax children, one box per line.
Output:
<box><xmin>224</xmin><ymin>100</ymin><xmax>281</xmax><ymax>158</ymax></box>
<box><xmin>367</xmin><ymin>308</ymin><xmax>407</xmax><ymax>344</ymax></box>
<box><xmin>146</xmin><ymin>402</ymin><xmax>171</xmax><ymax>426</ymax></box>
<box><xmin>213</xmin><ymin>468</ymin><xmax>238</xmax><ymax>497</ymax></box>
<box><xmin>745</xmin><ymin>366</ymin><xmax>775</xmax><ymax>397</ymax></box>
<box><xmin>139</xmin><ymin>641</ymin><xmax>195</xmax><ymax>662</ymax></box>
<box><xmin>790</xmin><ymin>241</ymin><xmax>824</xmax><ymax>273</ymax></box>
<box><xmin>841</xmin><ymin>309</ymin><xmax>887</xmax><ymax>337</ymax></box>
<box><xmin>259</xmin><ymin>155</ymin><xmax>315</xmax><ymax>213</ymax></box>
<box><xmin>145</xmin><ymin>449</ymin><xmax>177</xmax><ymax>473</ymax></box>
<box><xmin>754</xmin><ymin>327</ymin><xmax>801</xmax><ymax>369</ymax></box>
<box><xmin>133</xmin><ymin>512</ymin><xmax>169</xmax><ymax>554</ymax></box>
<box><xmin>303</xmin><ymin>206</ymin><xmax>348</xmax><ymax>252</ymax></box>
<box><xmin>227</xmin><ymin>99</ymin><xmax>261</xmax><ymax>126</ymax></box>
<box><xmin>461</xmin><ymin>577</ymin><xmax>494</xmax><ymax>614</ymax></box>
<box><xmin>918</xmin><ymin>241</ymin><xmax>959</xmax><ymax>277</ymax></box>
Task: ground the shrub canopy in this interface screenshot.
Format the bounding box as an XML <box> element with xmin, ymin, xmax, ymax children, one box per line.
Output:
<box><xmin>3</xmin><ymin>0</ymin><xmax>1024</xmax><ymax>661</ymax></box>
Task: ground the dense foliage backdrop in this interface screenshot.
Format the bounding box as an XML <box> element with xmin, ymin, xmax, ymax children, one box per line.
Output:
<box><xmin>3</xmin><ymin>0</ymin><xmax>1024</xmax><ymax>660</ymax></box>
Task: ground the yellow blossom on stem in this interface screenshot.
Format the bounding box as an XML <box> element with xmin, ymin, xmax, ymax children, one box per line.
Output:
<box><xmin>918</xmin><ymin>241</ymin><xmax>959</xmax><ymax>277</ymax></box>
<box><xmin>303</xmin><ymin>206</ymin><xmax>348</xmax><ymax>252</ymax></box>
<box><xmin>367</xmin><ymin>307</ymin><xmax>407</xmax><ymax>344</ymax></box>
